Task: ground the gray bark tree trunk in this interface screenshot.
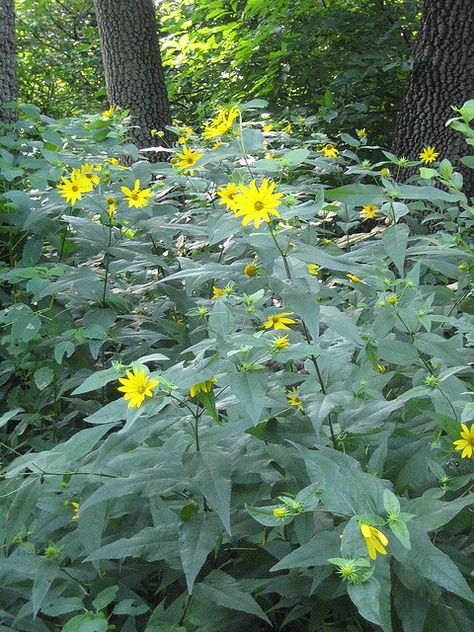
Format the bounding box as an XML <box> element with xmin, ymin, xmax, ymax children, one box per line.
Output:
<box><xmin>0</xmin><ymin>0</ymin><xmax>18</xmax><ymax>123</ymax></box>
<box><xmin>94</xmin><ymin>0</ymin><xmax>171</xmax><ymax>155</ymax></box>
<box><xmin>392</xmin><ymin>0</ymin><xmax>474</xmax><ymax>197</ymax></box>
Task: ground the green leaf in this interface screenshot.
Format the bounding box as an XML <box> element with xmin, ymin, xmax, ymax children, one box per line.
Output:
<box><xmin>326</xmin><ymin>183</ymin><xmax>386</xmax><ymax>205</ymax></box>
<box><xmin>383</xmin><ymin>489</ymin><xmax>400</xmax><ymax>516</ymax></box>
<box><xmin>32</xmin><ymin>558</ymin><xmax>58</xmax><ymax>617</ymax></box>
<box><xmin>179</xmin><ymin>513</ymin><xmax>221</xmax><ymax>593</ymax></box>
<box><xmin>460</xmin><ymin>156</ymin><xmax>474</xmax><ymax>169</ymax></box>
<box><xmin>281</xmin><ymin>148</ymin><xmax>310</xmax><ymax>166</ymax></box>
<box><xmin>246</xmin><ymin>504</ymin><xmax>293</xmax><ymax>527</ymax></box>
<box><xmin>388</xmin><ymin>518</ymin><xmax>411</xmax><ymax>550</ymax></box>
<box><xmin>186</xmin><ymin>448</ymin><xmax>232</xmax><ymax>533</ymax></box>
<box><xmin>33</xmin><ymin>366</ymin><xmax>54</xmax><ymax>391</ymax></box>
<box><xmin>11</xmin><ymin>311</ymin><xmax>41</xmax><ymax>342</ymax></box>
<box><xmin>54</xmin><ymin>341</ymin><xmax>75</xmax><ymax>364</ymax></box>
<box><xmin>92</xmin><ymin>586</ymin><xmax>119</xmax><ymax>611</ymax></box>
<box><xmin>71</xmin><ymin>366</ymin><xmax>120</xmax><ymax>395</ymax></box>
<box><xmin>227</xmin><ymin>371</ymin><xmax>266</xmax><ymax>425</ymax></box>
<box><xmin>382</xmin><ymin>224</ymin><xmax>409</xmax><ymax>275</ymax></box>
<box><xmin>392</xmin><ymin>524</ymin><xmax>474</xmax><ymax>603</ymax></box>
<box><xmin>194</xmin><ymin>570</ymin><xmax>270</xmax><ymax>623</ymax></box>
<box><xmin>0</xmin><ymin>407</ymin><xmax>23</xmax><ymax>430</ymax></box>
<box><xmin>85</xmin><ymin>525</ymin><xmax>178</xmax><ymax>562</ymax></box>
<box><xmin>270</xmin><ymin>531</ymin><xmax>341</xmax><ymax>571</ymax></box>
<box><xmin>62</xmin><ymin>613</ymin><xmax>109</xmax><ymax>632</ymax></box>
<box><xmin>347</xmin><ymin>578</ymin><xmax>383</xmax><ymax>629</ymax></box>
<box><xmin>406</xmin><ymin>495</ymin><xmax>474</xmax><ymax>531</ymax></box>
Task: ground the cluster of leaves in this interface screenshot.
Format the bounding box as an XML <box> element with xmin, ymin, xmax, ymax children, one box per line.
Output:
<box><xmin>0</xmin><ymin>99</ymin><xmax>473</xmax><ymax>631</ymax></box>
<box><xmin>16</xmin><ymin>0</ymin><xmax>418</xmax><ymax>144</ymax></box>
<box><xmin>16</xmin><ymin>0</ymin><xmax>105</xmax><ymax>117</ymax></box>
<box><xmin>160</xmin><ymin>0</ymin><xmax>419</xmax><ymax>142</ymax></box>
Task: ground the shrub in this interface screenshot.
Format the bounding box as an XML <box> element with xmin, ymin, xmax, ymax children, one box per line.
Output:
<box><xmin>0</xmin><ymin>100</ymin><xmax>473</xmax><ymax>631</ymax></box>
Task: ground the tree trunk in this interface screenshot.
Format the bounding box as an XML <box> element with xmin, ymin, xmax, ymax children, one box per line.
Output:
<box><xmin>94</xmin><ymin>0</ymin><xmax>171</xmax><ymax>156</ymax></box>
<box><xmin>0</xmin><ymin>0</ymin><xmax>18</xmax><ymax>123</ymax></box>
<box><xmin>392</xmin><ymin>0</ymin><xmax>474</xmax><ymax>197</ymax></box>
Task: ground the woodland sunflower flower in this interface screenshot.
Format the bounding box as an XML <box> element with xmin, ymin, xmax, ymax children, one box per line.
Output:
<box><xmin>121</xmin><ymin>179</ymin><xmax>153</xmax><ymax>208</ymax></box>
<box><xmin>57</xmin><ymin>172</ymin><xmax>93</xmax><ymax>206</ymax></box>
<box><xmin>203</xmin><ymin>107</ymin><xmax>239</xmax><ymax>139</ymax></box>
<box><xmin>359</xmin><ymin>523</ymin><xmax>388</xmax><ymax>560</ymax></box>
<box><xmin>217</xmin><ymin>182</ymin><xmax>239</xmax><ymax>212</ymax></box>
<box><xmin>453</xmin><ymin>423</ymin><xmax>474</xmax><ymax>459</ymax></box>
<box><xmin>419</xmin><ymin>146</ymin><xmax>439</xmax><ymax>164</ymax></box>
<box><xmin>264</xmin><ymin>312</ymin><xmax>296</xmax><ymax>331</ymax></box>
<box><xmin>117</xmin><ymin>368</ymin><xmax>159</xmax><ymax>408</ymax></box>
<box><xmin>321</xmin><ymin>144</ymin><xmax>339</xmax><ymax>158</ymax></box>
<box><xmin>287</xmin><ymin>388</ymin><xmax>304</xmax><ymax>411</ymax></box>
<box><xmin>271</xmin><ymin>335</ymin><xmax>290</xmax><ymax>351</ymax></box>
<box><xmin>190</xmin><ymin>378</ymin><xmax>216</xmax><ymax>398</ymax></box>
<box><xmin>175</xmin><ymin>145</ymin><xmax>204</xmax><ymax>174</ymax></box>
<box><xmin>361</xmin><ymin>204</ymin><xmax>378</xmax><ymax>220</ymax></box>
<box><xmin>233</xmin><ymin>178</ymin><xmax>282</xmax><ymax>228</ymax></box>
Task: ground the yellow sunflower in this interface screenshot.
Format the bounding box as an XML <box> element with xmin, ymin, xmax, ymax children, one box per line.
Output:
<box><xmin>233</xmin><ymin>178</ymin><xmax>282</xmax><ymax>228</ymax></box>
<box><xmin>117</xmin><ymin>368</ymin><xmax>159</xmax><ymax>408</ymax></box>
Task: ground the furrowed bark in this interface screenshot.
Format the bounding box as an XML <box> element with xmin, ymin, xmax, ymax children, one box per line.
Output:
<box><xmin>392</xmin><ymin>0</ymin><xmax>474</xmax><ymax>197</ymax></box>
<box><xmin>0</xmin><ymin>0</ymin><xmax>18</xmax><ymax>122</ymax></box>
<box><xmin>94</xmin><ymin>0</ymin><xmax>172</xmax><ymax>158</ymax></box>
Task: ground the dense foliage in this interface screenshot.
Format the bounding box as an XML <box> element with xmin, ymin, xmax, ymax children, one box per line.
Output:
<box><xmin>0</xmin><ymin>99</ymin><xmax>473</xmax><ymax>630</ymax></box>
<box><xmin>15</xmin><ymin>0</ymin><xmax>419</xmax><ymax>144</ymax></box>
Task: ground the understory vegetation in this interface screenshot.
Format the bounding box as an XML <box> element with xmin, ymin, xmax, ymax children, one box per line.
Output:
<box><xmin>0</xmin><ymin>98</ymin><xmax>473</xmax><ymax>631</ymax></box>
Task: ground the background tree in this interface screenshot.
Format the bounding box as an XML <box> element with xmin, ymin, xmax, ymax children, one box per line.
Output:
<box><xmin>16</xmin><ymin>0</ymin><xmax>103</xmax><ymax>118</ymax></box>
<box><xmin>0</xmin><ymin>0</ymin><xmax>18</xmax><ymax>122</ymax></box>
<box><xmin>94</xmin><ymin>0</ymin><xmax>171</xmax><ymax>151</ymax></box>
<box><xmin>392</xmin><ymin>0</ymin><xmax>474</xmax><ymax>195</ymax></box>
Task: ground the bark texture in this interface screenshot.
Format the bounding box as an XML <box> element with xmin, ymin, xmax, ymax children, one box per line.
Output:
<box><xmin>0</xmin><ymin>0</ymin><xmax>18</xmax><ymax>123</ymax></box>
<box><xmin>392</xmin><ymin>0</ymin><xmax>474</xmax><ymax>197</ymax></box>
<box><xmin>94</xmin><ymin>0</ymin><xmax>171</xmax><ymax>154</ymax></box>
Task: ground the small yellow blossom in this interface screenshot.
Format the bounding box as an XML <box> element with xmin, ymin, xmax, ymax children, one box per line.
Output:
<box><xmin>105</xmin><ymin>157</ymin><xmax>127</xmax><ymax>170</ymax></box>
<box><xmin>282</xmin><ymin>121</ymin><xmax>293</xmax><ymax>134</ymax></box>
<box><xmin>356</xmin><ymin>128</ymin><xmax>366</xmax><ymax>138</ymax></box>
<box><xmin>106</xmin><ymin>196</ymin><xmax>116</xmax><ymax>218</ymax></box>
<box><xmin>273</xmin><ymin>506</ymin><xmax>287</xmax><ymax>519</ymax></box>
<box><xmin>203</xmin><ymin>107</ymin><xmax>239</xmax><ymax>140</ymax></box>
<box><xmin>102</xmin><ymin>106</ymin><xmax>117</xmax><ymax>119</ymax></box>
<box><xmin>387</xmin><ymin>295</ymin><xmax>397</xmax><ymax>305</ymax></box>
<box><xmin>361</xmin><ymin>204</ymin><xmax>378</xmax><ymax>220</ymax></box>
<box><xmin>271</xmin><ymin>335</ymin><xmax>290</xmax><ymax>351</ymax></box>
<box><xmin>57</xmin><ymin>172</ymin><xmax>93</xmax><ymax>206</ymax></box>
<box><xmin>217</xmin><ymin>183</ymin><xmax>239</xmax><ymax>212</ymax></box>
<box><xmin>264</xmin><ymin>312</ymin><xmax>296</xmax><ymax>331</ymax></box>
<box><xmin>78</xmin><ymin>163</ymin><xmax>102</xmax><ymax>186</ymax></box>
<box><xmin>175</xmin><ymin>145</ymin><xmax>204</xmax><ymax>174</ymax></box>
<box><xmin>121</xmin><ymin>179</ymin><xmax>153</xmax><ymax>208</ymax></box>
<box><xmin>263</xmin><ymin>123</ymin><xmax>274</xmax><ymax>133</ymax></box>
<box><xmin>71</xmin><ymin>501</ymin><xmax>80</xmax><ymax>521</ymax></box>
<box><xmin>347</xmin><ymin>273</ymin><xmax>363</xmax><ymax>283</ymax></box>
<box><xmin>321</xmin><ymin>144</ymin><xmax>339</xmax><ymax>158</ymax></box>
<box><xmin>233</xmin><ymin>178</ymin><xmax>282</xmax><ymax>228</ymax></box>
<box><xmin>381</xmin><ymin>167</ymin><xmax>390</xmax><ymax>177</ymax></box>
<box><xmin>287</xmin><ymin>388</ymin><xmax>304</xmax><ymax>411</ymax></box>
<box><xmin>212</xmin><ymin>287</ymin><xmax>225</xmax><ymax>299</ymax></box>
<box><xmin>117</xmin><ymin>368</ymin><xmax>159</xmax><ymax>408</ymax></box>
<box><xmin>244</xmin><ymin>263</ymin><xmax>258</xmax><ymax>278</ymax></box>
<box><xmin>190</xmin><ymin>378</ymin><xmax>216</xmax><ymax>398</ymax></box>
<box><xmin>419</xmin><ymin>146</ymin><xmax>440</xmax><ymax>165</ymax></box>
<box><xmin>359</xmin><ymin>523</ymin><xmax>388</xmax><ymax>560</ymax></box>
<box><xmin>376</xmin><ymin>363</ymin><xmax>386</xmax><ymax>373</ymax></box>
<box><xmin>307</xmin><ymin>263</ymin><xmax>319</xmax><ymax>277</ymax></box>
<box><xmin>453</xmin><ymin>423</ymin><xmax>474</xmax><ymax>459</ymax></box>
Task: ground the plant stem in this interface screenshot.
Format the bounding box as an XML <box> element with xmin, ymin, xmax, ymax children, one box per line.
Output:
<box><xmin>102</xmin><ymin>222</ymin><xmax>113</xmax><ymax>305</ymax></box>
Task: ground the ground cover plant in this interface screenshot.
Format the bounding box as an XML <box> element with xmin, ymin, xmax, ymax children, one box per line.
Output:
<box><xmin>0</xmin><ymin>99</ymin><xmax>473</xmax><ymax>631</ymax></box>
